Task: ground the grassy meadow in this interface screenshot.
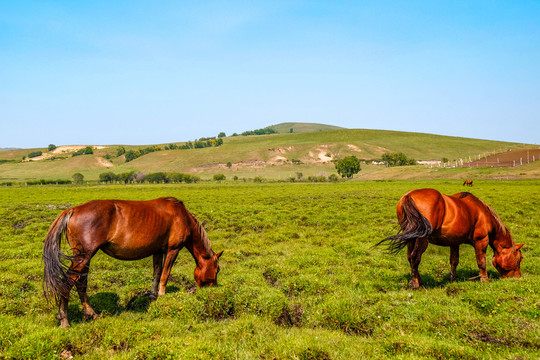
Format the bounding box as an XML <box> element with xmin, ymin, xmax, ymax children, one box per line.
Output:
<box><xmin>0</xmin><ymin>180</ymin><xmax>539</xmax><ymax>359</ymax></box>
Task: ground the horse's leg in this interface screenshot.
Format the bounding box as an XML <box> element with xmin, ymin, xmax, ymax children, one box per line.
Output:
<box><xmin>70</xmin><ymin>253</ymin><xmax>99</xmax><ymax>321</ymax></box>
<box><xmin>473</xmin><ymin>237</ymin><xmax>489</xmax><ymax>282</ymax></box>
<box><xmin>158</xmin><ymin>249</ymin><xmax>180</xmax><ymax>296</ymax></box>
<box><xmin>407</xmin><ymin>238</ymin><xmax>429</xmax><ymax>289</ymax></box>
<box><xmin>56</xmin><ymin>295</ymin><xmax>71</xmax><ymax>328</ymax></box>
<box><xmin>150</xmin><ymin>252</ymin><xmax>164</xmax><ymax>300</ymax></box>
<box><xmin>450</xmin><ymin>245</ymin><xmax>459</xmax><ymax>282</ymax></box>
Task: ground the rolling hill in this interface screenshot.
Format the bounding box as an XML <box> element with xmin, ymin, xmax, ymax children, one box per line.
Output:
<box><xmin>0</xmin><ymin>123</ymin><xmax>538</xmax><ymax>182</ymax></box>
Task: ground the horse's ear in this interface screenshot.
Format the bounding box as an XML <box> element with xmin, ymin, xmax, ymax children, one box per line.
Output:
<box><xmin>516</xmin><ymin>243</ymin><xmax>525</xmax><ymax>251</ymax></box>
<box><xmin>216</xmin><ymin>250</ymin><xmax>224</xmax><ymax>259</ymax></box>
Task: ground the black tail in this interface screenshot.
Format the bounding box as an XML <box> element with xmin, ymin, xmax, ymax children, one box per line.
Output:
<box><xmin>43</xmin><ymin>209</ymin><xmax>73</xmax><ymax>302</ymax></box>
<box><xmin>377</xmin><ymin>195</ymin><xmax>432</xmax><ymax>254</ymax></box>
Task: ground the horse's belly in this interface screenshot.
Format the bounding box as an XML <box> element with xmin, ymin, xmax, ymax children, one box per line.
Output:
<box><xmin>100</xmin><ymin>238</ymin><xmax>164</xmax><ymax>260</ymax></box>
<box><xmin>430</xmin><ymin>228</ymin><xmax>471</xmax><ymax>247</ymax></box>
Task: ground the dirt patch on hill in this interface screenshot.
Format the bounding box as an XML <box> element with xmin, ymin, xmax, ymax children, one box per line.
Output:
<box><xmin>463</xmin><ymin>148</ymin><xmax>540</xmax><ymax>167</ymax></box>
<box><xmin>26</xmin><ymin>146</ymin><xmax>108</xmax><ymax>162</ymax></box>
<box><xmin>347</xmin><ymin>144</ymin><xmax>362</xmax><ymax>152</ymax></box>
<box><xmin>96</xmin><ymin>157</ymin><xmax>113</xmax><ymax>167</ymax></box>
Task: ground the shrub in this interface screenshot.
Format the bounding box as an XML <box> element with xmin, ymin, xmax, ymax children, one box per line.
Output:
<box><xmin>213</xmin><ymin>174</ymin><xmax>226</xmax><ymax>181</ymax></box>
<box><xmin>27</xmin><ymin>179</ymin><xmax>72</xmax><ymax>185</ymax></box>
<box><xmin>72</xmin><ymin>147</ymin><xmax>93</xmax><ymax>157</ymax></box>
<box><xmin>124</xmin><ymin>150</ymin><xmax>139</xmax><ymax>162</ymax></box>
<box><xmin>27</xmin><ymin>151</ymin><xmax>42</xmax><ymax>158</ymax></box>
<box><xmin>48</xmin><ymin>144</ymin><xmax>56</xmax><ymax>151</ymax></box>
<box><xmin>241</xmin><ymin>127</ymin><xmax>277</xmax><ymax>136</ymax></box>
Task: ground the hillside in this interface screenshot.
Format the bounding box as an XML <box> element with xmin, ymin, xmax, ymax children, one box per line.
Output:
<box><xmin>0</xmin><ymin>124</ymin><xmax>537</xmax><ymax>182</ymax></box>
<box><xmin>269</xmin><ymin>122</ymin><xmax>344</xmax><ymax>134</ymax></box>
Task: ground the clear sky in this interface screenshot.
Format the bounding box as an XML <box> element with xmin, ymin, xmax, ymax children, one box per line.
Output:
<box><xmin>1</xmin><ymin>1</ymin><xmax>539</xmax><ymax>148</ymax></box>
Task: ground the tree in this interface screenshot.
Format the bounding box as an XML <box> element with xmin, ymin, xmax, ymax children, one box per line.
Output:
<box><xmin>213</xmin><ymin>174</ymin><xmax>226</xmax><ymax>181</ymax></box>
<box><xmin>117</xmin><ymin>171</ymin><xmax>136</xmax><ymax>184</ymax></box>
<box><xmin>169</xmin><ymin>173</ymin><xmax>184</xmax><ymax>183</ymax></box>
<box><xmin>382</xmin><ymin>152</ymin><xmax>416</xmax><ymax>167</ymax></box>
<box><xmin>218</xmin><ymin>132</ymin><xmax>226</xmax><ymax>138</ymax></box>
<box><xmin>72</xmin><ymin>173</ymin><xmax>84</xmax><ymax>184</ymax></box>
<box><xmin>226</xmin><ymin>162</ymin><xmax>232</xmax><ymax>168</ymax></box>
<box><xmin>48</xmin><ymin>144</ymin><xmax>57</xmax><ymax>151</ymax></box>
<box><xmin>335</xmin><ymin>156</ymin><xmax>361</xmax><ymax>179</ymax></box>
<box><xmin>145</xmin><ymin>172</ymin><xmax>168</xmax><ymax>184</ymax></box>
<box><xmin>99</xmin><ymin>172</ymin><xmax>116</xmax><ymax>184</ymax></box>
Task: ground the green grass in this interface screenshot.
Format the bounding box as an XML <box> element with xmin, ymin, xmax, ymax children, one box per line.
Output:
<box><xmin>0</xmin><ymin>127</ymin><xmax>535</xmax><ymax>182</ymax></box>
<box><xmin>0</xmin><ymin>180</ymin><xmax>539</xmax><ymax>359</ymax></box>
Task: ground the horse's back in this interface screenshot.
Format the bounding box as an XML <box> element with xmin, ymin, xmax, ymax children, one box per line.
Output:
<box><xmin>67</xmin><ymin>198</ymin><xmax>190</xmax><ymax>260</ymax></box>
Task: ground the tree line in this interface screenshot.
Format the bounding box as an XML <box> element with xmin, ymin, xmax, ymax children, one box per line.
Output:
<box><xmin>98</xmin><ymin>171</ymin><xmax>201</xmax><ymax>184</ymax></box>
<box><xmin>117</xmin><ymin>137</ymin><xmax>224</xmax><ymax>163</ymax></box>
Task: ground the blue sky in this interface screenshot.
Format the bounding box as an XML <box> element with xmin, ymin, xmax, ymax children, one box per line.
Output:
<box><xmin>1</xmin><ymin>1</ymin><xmax>539</xmax><ymax>148</ymax></box>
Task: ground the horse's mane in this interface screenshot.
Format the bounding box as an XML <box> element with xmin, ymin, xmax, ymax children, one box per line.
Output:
<box><xmin>194</xmin><ymin>219</ymin><xmax>213</xmax><ymax>257</ymax></box>
<box><xmin>475</xmin><ymin>196</ymin><xmax>509</xmax><ymax>237</ymax></box>
<box><xmin>163</xmin><ymin>197</ymin><xmax>213</xmax><ymax>257</ymax></box>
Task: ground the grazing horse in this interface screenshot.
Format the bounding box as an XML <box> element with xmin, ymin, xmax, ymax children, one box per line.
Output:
<box><xmin>378</xmin><ymin>189</ymin><xmax>524</xmax><ymax>289</ymax></box>
<box><xmin>43</xmin><ymin>197</ymin><xmax>223</xmax><ymax>328</ymax></box>
<box><xmin>463</xmin><ymin>179</ymin><xmax>473</xmax><ymax>187</ymax></box>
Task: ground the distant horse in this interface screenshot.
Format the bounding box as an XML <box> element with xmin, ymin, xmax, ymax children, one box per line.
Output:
<box><xmin>43</xmin><ymin>197</ymin><xmax>223</xmax><ymax>328</ymax></box>
<box><xmin>378</xmin><ymin>189</ymin><xmax>523</xmax><ymax>289</ymax></box>
<box><xmin>463</xmin><ymin>180</ymin><xmax>473</xmax><ymax>187</ymax></box>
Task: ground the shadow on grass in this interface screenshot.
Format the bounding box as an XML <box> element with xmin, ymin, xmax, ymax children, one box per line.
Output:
<box><xmin>65</xmin><ymin>280</ymin><xmax>196</xmax><ymax>324</ymax></box>
<box><xmin>67</xmin><ymin>292</ymin><xmax>123</xmax><ymax>324</ymax></box>
<box><xmin>404</xmin><ymin>268</ymin><xmax>501</xmax><ymax>289</ymax></box>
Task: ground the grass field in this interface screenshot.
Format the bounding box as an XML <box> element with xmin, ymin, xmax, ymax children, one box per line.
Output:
<box><xmin>0</xmin><ymin>181</ymin><xmax>539</xmax><ymax>359</ymax></box>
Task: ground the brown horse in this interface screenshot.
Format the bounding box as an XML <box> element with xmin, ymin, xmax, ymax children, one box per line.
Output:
<box><xmin>463</xmin><ymin>180</ymin><xmax>474</xmax><ymax>187</ymax></box>
<box><xmin>43</xmin><ymin>197</ymin><xmax>223</xmax><ymax>328</ymax></box>
<box><xmin>378</xmin><ymin>189</ymin><xmax>524</xmax><ymax>289</ymax></box>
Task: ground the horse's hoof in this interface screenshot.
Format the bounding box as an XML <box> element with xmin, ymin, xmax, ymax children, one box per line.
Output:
<box><xmin>83</xmin><ymin>313</ymin><xmax>100</xmax><ymax>321</ymax></box>
<box><xmin>149</xmin><ymin>293</ymin><xmax>158</xmax><ymax>301</ymax></box>
<box><xmin>59</xmin><ymin>320</ymin><xmax>70</xmax><ymax>328</ymax></box>
<box><xmin>480</xmin><ymin>276</ymin><xmax>490</xmax><ymax>283</ymax></box>
<box><xmin>409</xmin><ymin>280</ymin><xmax>421</xmax><ymax>289</ymax></box>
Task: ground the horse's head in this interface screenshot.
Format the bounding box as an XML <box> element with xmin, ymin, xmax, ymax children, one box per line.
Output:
<box><xmin>194</xmin><ymin>250</ymin><xmax>223</xmax><ymax>287</ymax></box>
<box><xmin>492</xmin><ymin>243</ymin><xmax>524</xmax><ymax>278</ymax></box>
